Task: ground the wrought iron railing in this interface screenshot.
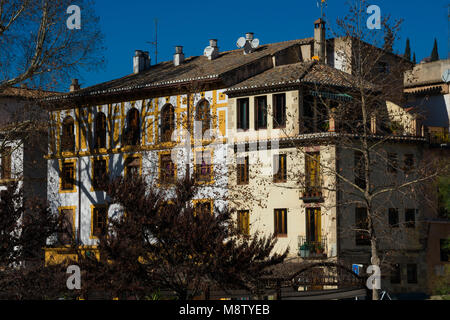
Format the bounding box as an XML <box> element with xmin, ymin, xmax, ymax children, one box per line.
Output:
<box><xmin>298</xmin><ymin>236</ymin><xmax>327</xmax><ymax>259</ymax></box>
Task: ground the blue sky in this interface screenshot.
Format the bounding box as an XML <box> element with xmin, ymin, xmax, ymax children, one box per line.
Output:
<box><xmin>79</xmin><ymin>0</ymin><xmax>449</xmax><ymax>88</ymax></box>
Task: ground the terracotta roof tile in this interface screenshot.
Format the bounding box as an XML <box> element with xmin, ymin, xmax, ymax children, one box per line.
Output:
<box><xmin>48</xmin><ymin>38</ymin><xmax>313</xmax><ymax>100</ymax></box>
<box><xmin>226</xmin><ymin>61</ymin><xmax>377</xmax><ymax>93</ymax></box>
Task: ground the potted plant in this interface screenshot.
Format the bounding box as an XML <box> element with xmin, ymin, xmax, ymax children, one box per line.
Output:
<box><xmin>299</xmin><ymin>243</ymin><xmax>310</xmax><ymax>258</ymax></box>
<box><xmin>316</xmin><ymin>244</ymin><xmax>324</xmax><ymax>255</ymax></box>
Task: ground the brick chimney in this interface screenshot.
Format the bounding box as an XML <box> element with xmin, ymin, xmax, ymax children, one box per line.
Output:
<box><xmin>204</xmin><ymin>39</ymin><xmax>219</xmax><ymax>60</ymax></box>
<box><xmin>314</xmin><ymin>18</ymin><xmax>326</xmax><ymax>62</ymax></box>
<box><xmin>70</xmin><ymin>79</ymin><xmax>80</xmax><ymax>92</ymax></box>
<box><xmin>133</xmin><ymin>50</ymin><xmax>151</xmax><ymax>74</ymax></box>
<box><xmin>173</xmin><ymin>46</ymin><xmax>185</xmax><ymax>66</ymax></box>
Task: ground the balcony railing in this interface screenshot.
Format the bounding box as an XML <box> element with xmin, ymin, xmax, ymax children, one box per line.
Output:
<box><xmin>300</xmin><ymin>187</ymin><xmax>323</xmax><ymax>203</ymax></box>
<box><xmin>429</xmin><ymin>132</ymin><xmax>449</xmax><ymax>145</ymax></box>
<box><xmin>298</xmin><ymin>236</ymin><xmax>327</xmax><ymax>259</ymax></box>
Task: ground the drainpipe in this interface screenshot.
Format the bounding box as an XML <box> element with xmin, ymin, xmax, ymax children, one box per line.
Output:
<box><xmin>77</xmin><ymin>109</ymin><xmax>82</xmax><ymax>247</ymax></box>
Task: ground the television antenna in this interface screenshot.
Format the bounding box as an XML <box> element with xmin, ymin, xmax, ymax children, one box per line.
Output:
<box><xmin>317</xmin><ymin>0</ymin><xmax>327</xmax><ymax>19</ymax></box>
<box><xmin>147</xmin><ymin>18</ymin><xmax>158</xmax><ymax>64</ymax></box>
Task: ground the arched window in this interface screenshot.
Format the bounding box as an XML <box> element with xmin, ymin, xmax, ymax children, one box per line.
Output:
<box><xmin>125</xmin><ymin>108</ymin><xmax>140</xmax><ymax>146</ymax></box>
<box><xmin>161</xmin><ymin>104</ymin><xmax>175</xmax><ymax>142</ymax></box>
<box><xmin>195</xmin><ymin>100</ymin><xmax>211</xmax><ymax>135</ymax></box>
<box><xmin>61</xmin><ymin>116</ymin><xmax>75</xmax><ymax>152</ymax></box>
<box><xmin>94</xmin><ymin>112</ymin><xmax>107</xmax><ymax>149</ymax></box>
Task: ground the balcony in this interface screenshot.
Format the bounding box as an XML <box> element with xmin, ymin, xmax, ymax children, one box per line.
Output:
<box><xmin>300</xmin><ymin>187</ymin><xmax>323</xmax><ymax>203</ymax></box>
<box><xmin>298</xmin><ymin>236</ymin><xmax>327</xmax><ymax>259</ymax></box>
<box><xmin>429</xmin><ymin>131</ymin><xmax>449</xmax><ymax>146</ymax></box>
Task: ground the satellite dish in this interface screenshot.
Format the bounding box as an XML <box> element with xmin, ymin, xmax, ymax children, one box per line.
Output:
<box><xmin>204</xmin><ymin>46</ymin><xmax>214</xmax><ymax>57</ymax></box>
<box><xmin>251</xmin><ymin>38</ymin><xmax>260</xmax><ymax>49</ymax></box>
<box><xmin>442</xmin><ymin>69</ymin><xmax>450</xmax><ymax>83</ymax></box>
<box><xmin>236</xmin><ymin>37</ymin><xmax>246</xmax><ymax>48</ymax></box>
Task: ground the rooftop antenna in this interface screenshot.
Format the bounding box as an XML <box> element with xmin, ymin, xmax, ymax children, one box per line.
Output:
<box><xmin>147</xmin><ymin>19</ymin><xmax>158</xmax><ymax>64</ymax></box>
<box><xmin>447</xmin><ymin>4</ymin><xmax>450</xmax><ymax>58</ymax></box>
<box><xmin>317</xmin><ymin>0</ymin><xmax>327</xmax><ymax>19</ymax></box>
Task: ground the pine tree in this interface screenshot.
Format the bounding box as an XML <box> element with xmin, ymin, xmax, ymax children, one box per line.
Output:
<box><xmin>431</xmin><ymin>38</ymin><xmax>439</xmax><ymax>61</ymax></box>
<box><xmin>413</xmin><ymin>52</ymin><xmax>416</xmax><ymax>64</ymax></box>
<box><xmin>404</xmin><ymin>38</ymin><xmax>411</xmax><ymax>61</ymax></box>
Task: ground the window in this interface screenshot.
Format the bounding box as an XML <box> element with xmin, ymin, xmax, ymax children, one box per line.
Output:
<box><xmin>237</xmin><ymin>210</ymin><xmax>250</xmax><ymax>236</ymax></box>
<box><xmin>273</xmin><ymin>154</ymin><xmax>287</xmax><ymax>183</ymax></box>
<box><xmin>306</xmin><ymin>208</ymin><xmax>321</xmax><ymax>243</ymax></box>
<box><xmin>159</xmin><ymin>153</ymin><xmax>175</xmax><ymax>184</ymax></box>
<box><xmin>376</xmin><ymin>62</ymin><xmax>390</xmax><ymax>74</ymax></box>
<box><xmin>440</xmin><ymin>239</ymin><xmax>450</xmax><ymax>262</ymax></box>
<box><xmin>390</xmin><ymin>263</ymin><xmax>401</xmax><ymax>284</ymax></box>
<box><xmin>404</xmin><ymin>154</ymin><xmax>414</xmax><ymax>173</ymax></box>
<box><xmin>125</xmin><ymin>108</ymin><xmax>140</xmax><ymax>146</ymax></box>
<box><xmin>194</xmin><ymin>201</ymin><xmax>212</xmax><ymax>216</ymax></box>
<box><xmin>387</xmin><ymin>153</ymin><xmax>398</xmax><ymax>173</ymax></box>
<box><xmin>58</xmin><ymin>208</ymin><xmax>74</xmax><ymax>245</ymax></box>
<box><xmin>237</xmin><ymin>156</ymin><xmax>249</xmax><ymax>185</ymax></box>
<box><xmin>405</xmin><ymin>209</ymin><xmax>416</xmax><ymax>228</ymax></box>
<box><xmin>61</xmin><ymin>116</ymin><xmax>75</xmax><ymax>152</ymax></box>
<box><xmin>125</xmin><ymin>156</ymin><xmax>140</xmax><ymax>177</ymax></box>
<box><xmin>305</xmin><ymin>152</ymin><xmax>321</xmax><ymax>194</ymax></box>
<box><xmin>61</xmin><ymin>161</ymin><xmax>75</xmax><ymax>191</ymax></box>
<box><xmin>254</xmin><ymin>96</ymin><xmax>267</xmax><ymax>130</ymax></box>
<box><xmin>407</xmin><ymin>264</ymin><xmax>418</xmax><ymax>284</ymax></box>
<box><xmin>274</xmin><ymin>209</ymin><xmax>287</xmax><ymax>237</ymax></box>
<box><xmin>195</xmin><ymin>150</ymin><xmax>212</xmax><ymax>183</ymax></box>
<box><xmin>302</xmin><ymin>95</ymin><xmax>315</xmax><ymax>133</ymax></box>
<box><xmin>161</xmin><ymin>104</ymin><xmax>175</xmax><ymax>142</ymax></box>
<box><xmin>94</xmin><ymin>112</ymin><xmax>107</xmax><ymax>149</ymax></box>
<box><xmin>92</xmin><ymin>206</ymin><xmax>107</xmax><ymax>238</ymax></box>
<box><xmin>355</xmin><ymin>207</ymin><xmax>370</xmax><ymax>246</ymax></box>
<box><xmin>92</xmin><ymin>158</ymin><xmax>107</xmax><ymax>190</ymax></box>
<box><xmin>354</xmin><ymin>151</ymin><xmax>366</xmax><ymax>189</ymax></box>
<box><xmin>237</xmin><ymin>98</ymin><xmax>249</xmax><ymax>130</ymax></box>
<box><xmin>196</xmin><ymin>100</ymin><xmax>211</xmax><ymax>135</ymax></box>
<box><xmin>1</xmin><ymin>146</ymin><xmax>12</xmax><ymax>180</ymax></box>
<box><xmin>388</xmin><ymin>208</ymin><xmax>399</xmax><ymax>228</ymax></box>
<box><xmin>273</xmin><ymin>93</ymin><xmax>286</xmax><ymax>128</ymax></box>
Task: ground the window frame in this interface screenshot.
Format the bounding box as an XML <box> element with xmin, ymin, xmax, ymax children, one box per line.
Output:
<box><xmin>237</xmin><ymin>98</ymin><xmax>249</xmax><ymax>131</ymax></box>
<box><xmin>91</xmin><ymin>205</ymin><xmax>108</xmax><ymax>239</ymax></box>
<box><xmin>237</xmin><ymin>156</ymin><xmax>249</xmax><ymax>185</ymax></box>
<box><xmin>125</xmin><ymin>108</ymin><xmax>141</xmax><ymax>146</ymax></box>
<box><xmin>254</xmin><ymin>95</ymin><xmax>267</xmax><ymax>130</ymax></box>
<box><xmin>406</xmin><ymin>264</ymin><xmax>418</xmax><ymax>284</ymax></box>
<box><xmin>160</xmin><ymin>104</ymin><xmax>175</xmax><ymax>143</ymax></box>
<box><xmin>355</xmin><ymin>207</ymin><xmax>370</xmax><ymax>246</ymax></box>
<box><xmin>60</xmin><ymin>159</ymin><xmax>77</xmax><ymax>193</ymax></box>
<box><xmin>194</xmin><ymin>149</ymin><xmax>213</xmax><ymax>184</ymax></box>
<box><xmin>91</xmin><ymin>157</ymin><xmax>109</xmax><ymax>191</ymax></box>
<box><xmin>272</xmin><ymin>93</ymin><xmax>286</xmax><ymax>129</ymax></box>
<box><xmin>58</xmin><ymin>206</ymin><xmax>76</xmax><ymax>245</ymax></box>
<box><xmin>274</xmin><ymin>208</ymin><xmax>288</xmax><ymax>237</ymax></box>
<box><xmin>94</xmin><ymin>112</ymin><xmax>107</xmax><ymax>150</ymax></box>
<box><xmin>237</xmin><ymin>210</ymin><xmax>250</xmax><ymax>236</ymax></box>
<box><xmin>390</xmin><ymin>263</ymin><xmax>401</xmax><ymax>284</ymax></box>
<box><xmin>388</xmin><ymin>208</ymin><xmax>399</xmax><ymax>228</ymax></box>
<box><xmin>61</xmin><ymin>116</ymin><xmax>75</xmax><ymax>153</ymax></box>
<box><xmin>195</xmin><ymin>99</ymin><xmax>211</xmax><ymax>135</ymax></box>
<box><xmin>405</xmin><ymin>209</ymin><xmax>416</xmax><ymax>228</ymax></box>
<box><xmin>273</xmin><ymin>154</ymin><xmax>287</xmax><ymax>183</ymax></box>
<box><xmin>159</xmin><ymin>152</ymin><xmax>176</xmax><ymax>185</ymax></box>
